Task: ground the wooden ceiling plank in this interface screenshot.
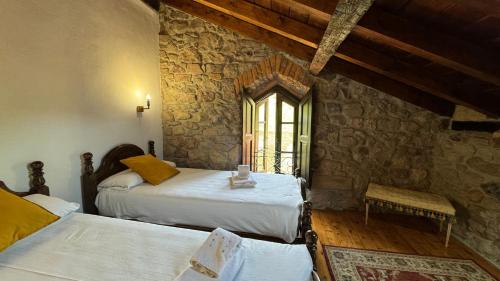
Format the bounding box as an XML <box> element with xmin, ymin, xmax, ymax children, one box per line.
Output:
<box><xmin>328</xmin><ymin>58</ymin><xmax>455</xmax><ymax>116</ymax></box>
<box><xmin>163</xmin><ymin>0</ymin><xmax>316</xmax><ymax>61</ymax></box>
<box><xmin>287</xmin><ymin>0</ymin><xmax>338</xmax><ymax>15</ymax></box>
<box><xmin>272</xmin><ymin>0</ymin><xmax>337</xmax><ymax>23</ymax></box>
<box><xmin>192</xmin><ymin>0</ymin><xmax>324</xmax><ymax>48</ymax></box>
<box><xmin>353</xmin><ymin>7</ymin><xmax>500</xmax><ymax>87</ymax></box>
<box><xmin>335</xmin><ymin>40</ymin><xmax>500</xmax><ymax>117</ymax></box>
<box><xmin>309</xmin><ymin>0</ymin><xmax>374</xmax><ymax>75</ymax></box>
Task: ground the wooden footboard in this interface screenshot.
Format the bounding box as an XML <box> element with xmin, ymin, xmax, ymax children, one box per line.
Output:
<box><xmin>302</xmin><ymin>200</ymin><xmax>313</xmax><ymax>235</ymax></box>
<box><xmin>306</xmin><ymin>230</ymin><xmax>318</xmax><ymax>271</ymax></box>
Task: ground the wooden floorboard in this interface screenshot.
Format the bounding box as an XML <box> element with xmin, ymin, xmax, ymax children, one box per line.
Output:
<box><xmin>313</xmin><ymin>210</ymin><xmax>500</xmax><ymax>281</ymax></box>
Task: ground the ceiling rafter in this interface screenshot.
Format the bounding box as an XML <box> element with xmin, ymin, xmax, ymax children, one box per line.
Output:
<box><xmin>287</xmin><ymin>0</ymin><xmax>338</xmax><ymax>15</ymax></box>
<box><xmin>328</xmin><ymin>58</ymin><xmax>455</xmax><ymax>117</ymax></box>
<box><xmin>163</xmin><ymin>0</ymin><xmax>316</xmax><ymax>61</ymax></box>
<box><xmin>335</xmin><ymin>40</ymin><xmax>500</xmax><ymax>117</ymax></box>
<box><xmin>161</xmin><ymin>0</ymin><xmax>500</xmax><ymax>117</ymax></box>
<box><xmin>353</xmin><ymin>7</ymin><xmax>500</xmax><ymax>87</ymax></box>
<box><xmin>192</xmin><ymin>0</ymin><xmax>325</xmax><ymax>48</ymax></box>
<box><xmin>274</xmin><ymin>0</ymin><xmax>337</xmax><ymax>22</ymax></box>
<box><xmin>309</xmin><ymin>0</ymin><xmax>374</xmax><ymax>75</ymax></box>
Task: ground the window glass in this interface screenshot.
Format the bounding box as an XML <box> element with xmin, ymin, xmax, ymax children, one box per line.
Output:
<box><xmin>282</xmin><ymin>101</ymin><xmax>294</xmax><ymax>123</ymax></box>
<box><xmin>281</xmin><ymin>124</ymin><xmax>294</xmax><ymax>152</ymax></box>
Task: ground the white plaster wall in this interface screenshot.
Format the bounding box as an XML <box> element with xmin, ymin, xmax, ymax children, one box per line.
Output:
<box><xmin>0</xmin><ymin>0</ymin><xmax>162</xmax><ymax>205</ymax></box>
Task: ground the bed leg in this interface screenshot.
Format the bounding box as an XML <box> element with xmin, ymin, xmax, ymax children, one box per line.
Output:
<box><xmin>306</xmin><ymin>230</ymin><xmax>318</xmax><ymax>271</ymax></box>
<box><xmin>365</xmin><ymin>201</ymin><xmax>369</xmax><ymax>226</ymax></box>
<box><xmin>445</xmin><ymin>218</ymin><xmax>453</xmax><ymax>248</ymax></box>
<box><xmin>302</xmin><ymin>201</ymin><xmax>313</xmax><ymax>235</ymax></box>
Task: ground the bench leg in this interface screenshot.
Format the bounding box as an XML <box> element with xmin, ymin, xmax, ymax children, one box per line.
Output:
<box><xmin>365</xmin><ymin>202</ymin><xmax>369</xmax><ymax>226</ymax></box>
<box><xmin>445</xmin><ymin>221</ymin><xmax>452</xmax><ymax>247</ymax></box>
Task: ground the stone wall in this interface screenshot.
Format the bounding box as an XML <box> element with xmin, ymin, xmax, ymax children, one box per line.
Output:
<box><xmin>159</xmin><ymin>3</ymin><xmax>499</xmax><ymax>265</ymax></box>
<box><xmin>159</xmin><ymin>3</ymin><xmax>441</xmax><ymax>208</ymax></box>
<box><xmin>431</xmin><ymin>131</ymin><xmax>500</xmax><ymax>265</ymax></box>
<box><xmin>310</xmin><ymin>73</ymin><xmax>445</xmax><ymax>209</ymax></box>
<box><xmin>160</xmin><ymin>5</ymin><xmax>278</xmax><ymax>170</ymax></box>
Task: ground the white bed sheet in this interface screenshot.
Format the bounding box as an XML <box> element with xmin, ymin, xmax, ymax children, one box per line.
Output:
<box><xmin>96</xmin><ymin>168</ymin><xmax>303</xmax><ymax>242</ymax></box>
<box><xmin>0</xmin><ymin>213</ymin><xmax>313</xmax><ymax>281</ymax></box>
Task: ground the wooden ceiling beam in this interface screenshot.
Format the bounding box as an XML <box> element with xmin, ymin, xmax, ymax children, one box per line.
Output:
<box><xmin>286</xmin><ymin>0</ymin><xmax>338</xmax><ymax>15</ymax></box>
<box><xmin>327</xmin><ymin>58</ymin><xmax>455</xmax><ymax>117</ymax></box>
<box><xmin>309</xmin><ymin>0</ymin><xmax>374</xmax><ymax>75</ymax></box>
<box><xmin>163</xmin><ymin>0</ymin><xmax>316</xmax><ymax>61</ymax></box>
<box><xmin>191</xmin><ymin>0</ymin><xmax>325</xmax><ymax>48</ymax></box>
<box><xmin>353</xmin><ymin>7</ymin><xmax>500</xmax><ymax>87</ymax></box>
<box><xmin>274</xmin><ymin>0</ymin><xmax>337</xmax><ymax>22</ymax></box>
<box><xmin>335</xmin><ymin>40</ymin><xmax>500</xmax><ymax>117</ymax></box>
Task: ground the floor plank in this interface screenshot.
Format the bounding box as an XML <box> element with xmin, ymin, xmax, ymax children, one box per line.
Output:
<box><xmin>313</xmin><ymin>210</ymin><xmax>500</xmax><ymax>281</ymax></box>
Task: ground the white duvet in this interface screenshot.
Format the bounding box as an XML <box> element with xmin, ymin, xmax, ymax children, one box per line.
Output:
<box><xmin>96</xmin><ymin>168</ymin><xmax>303</xmax><ymax>242</ymax></box>
<box><xmin>0</xmin><ymin>213</ymin><xmax>313</xmax><ymax>281</ymax></box>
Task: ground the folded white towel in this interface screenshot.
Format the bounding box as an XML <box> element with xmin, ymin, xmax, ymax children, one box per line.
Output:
<box><xmin>176</xmin><ymin>250</ymin><xmax>245</xmax><ymax>281</ymax></box>
<box><xmin>190</xmin><ymin>228</ymin><xmax>243</xmax><ymax>279</ymax></box>
<box><xmin>174</xmin><ymin>267</ymin><xmax>213</xmax><ymax>281</ymax></box>
<box><xmin>229</xmin><ymin>172</ymin><xmax>256</xmax><ymax>188</ymax></box>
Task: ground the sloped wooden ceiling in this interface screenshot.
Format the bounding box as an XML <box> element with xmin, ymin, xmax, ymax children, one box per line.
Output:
<box><xmin>160</xmin><ymin>0</ymin><xmax>500</xmax><ymax>118</ymax></box>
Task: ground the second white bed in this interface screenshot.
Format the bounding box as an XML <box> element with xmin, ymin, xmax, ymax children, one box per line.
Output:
<box><xmin>96</xmin><ymin>168</ymin><xmax>303</xmax><ymax>242</ymax></box>
<box><xmin>0</xmin><ymin>213</ymin><xmax>313</xmax><ymax>281</ymax></box>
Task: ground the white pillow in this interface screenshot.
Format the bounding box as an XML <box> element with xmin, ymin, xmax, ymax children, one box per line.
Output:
<box><xmin>97</xmin><ymin>169</ymin><xmax>144</xmax><ymax>190</ymax></box>
<box><xmin>163</xmin><ymin>160</ymin><xmax>176</xmax><ymax>167</ymax></box>
<box><xmin>24</xmin><ymin>194</ymin><xmax>80</xmax><ymax>217</ymax></box>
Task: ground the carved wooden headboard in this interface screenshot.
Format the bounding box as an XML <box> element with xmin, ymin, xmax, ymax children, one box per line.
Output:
<box><xmin>80</xmin><ymin>141</ymin><xmax>155</xmax><ymax>214</ymax></box>
<box><xmin>0</xmin><ymin>161</ymin><xmax>50</xmax><ymax>197</ymax></box>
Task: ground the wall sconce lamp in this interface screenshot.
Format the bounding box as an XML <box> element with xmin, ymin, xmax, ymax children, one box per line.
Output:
<box><xmin>137</xmin><ymin>94</ymin><xmax>151</xmax><ymax>113</ymax></box>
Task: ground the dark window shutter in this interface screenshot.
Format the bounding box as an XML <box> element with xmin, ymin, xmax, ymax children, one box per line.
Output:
<box><xmin>296</xmin><ymin>88</ymin><xmax>313</xmax><ymax>184</ymax></box>
<box><xmin>242</xmin><ymin>94</ymin><xmax>256</xmax><ymax>169</ymax></box>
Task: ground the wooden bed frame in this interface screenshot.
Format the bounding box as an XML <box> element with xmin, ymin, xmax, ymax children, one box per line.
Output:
<box><xmin>80</xmin><ymin>141</ymin><xmax>314</xmax><ymax>239</ymax></box>
<box><xmin>1</xmin><ymin>160</ymin><xmax>319</xmax><ymax>271</ymax></box>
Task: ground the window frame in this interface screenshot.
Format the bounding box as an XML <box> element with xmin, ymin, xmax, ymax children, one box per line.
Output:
<box><xmin>253</xmin><ymin>86</ymin><xmax>299</xmax><ymax>174</ymax></box>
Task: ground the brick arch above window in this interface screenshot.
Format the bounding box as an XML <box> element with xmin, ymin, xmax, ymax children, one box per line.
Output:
<box><xmin>234</xmin><ymin>54</ymin><xmax>313</xmax><ymax>100</ymax></box>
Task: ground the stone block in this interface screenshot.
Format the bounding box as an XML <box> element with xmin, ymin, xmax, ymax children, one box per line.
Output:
<box><xmin>343</xmin><ymin>103</ymin><xmax>364</xmax><ymax>117</ymax></box>
<box><xmin>376</xmin><ymin>118</ymin><xmax>401</xmax><ymax>131</ymax></box>
<box><xmin>186</xmin><ymin>63</ymin><xmax>203</xmax><ymax>75</ymax></box>
<box><xmin>205</xmin><ymin>64</ymin><xmax>224</xmax><ymax>73</ymax></box>
<box><xmin>480</xmin><ymin>182</ymin><xmax>500</xmax><ymax>201</ymax></box>
<box><xmin>312</xmin><ymin>174</ymin><xmax>353</xmax><ymax>191</ymax></box>
<box><xmin>172</xmin><ymin>126</ymin><xmax>185</xmax><ymax>136</ymax></box>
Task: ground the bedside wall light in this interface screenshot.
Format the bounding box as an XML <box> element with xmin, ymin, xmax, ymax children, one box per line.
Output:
<box><xmin>137</xmin><ymin>94</ymin><xmax>151</xmax><ymax>112</ymax></box>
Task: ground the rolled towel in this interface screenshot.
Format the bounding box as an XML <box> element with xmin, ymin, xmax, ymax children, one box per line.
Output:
<box><xmin>190</xmin><ymin>228</ymin><xmax>243</xmax><ymax>279</ymax></box>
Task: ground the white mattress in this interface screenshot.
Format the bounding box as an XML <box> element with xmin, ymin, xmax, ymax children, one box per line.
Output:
<box><xmin>96</xmin><ymin>168</ymin><xmax>303</xmax><ymax>242</ymax></box>
<box><xmin>0</xmin><ymin>213</ymin><xmax>313</xmax><ymax>281</ymax></box>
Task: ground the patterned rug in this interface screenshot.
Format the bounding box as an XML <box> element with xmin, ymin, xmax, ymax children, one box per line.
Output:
<box><xmin>323</xmin><ymin>246</ymin><xmax>496</xmax><ymax>281</ymax></box>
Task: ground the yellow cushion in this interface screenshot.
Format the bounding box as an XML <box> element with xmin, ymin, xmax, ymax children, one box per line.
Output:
<box><xmin>120</xmin><ymin>154</ymin><xmax>179</xmax><ymax>185</ymax></box>
<box><xmin>0</xmin><ymin>188</ymin><xmax>59</xmax><ymax>252</ymax></box>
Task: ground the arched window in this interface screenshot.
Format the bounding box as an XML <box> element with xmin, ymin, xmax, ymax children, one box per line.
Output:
<box><xmin>254</xmin><ymin>88</ymin><xmax>298</xmax><ymax>174</ymax></box>
<box><xmin>243</xmin><ymin>85</ymin><xmax>313</xmax><ymax>180</ymax></box>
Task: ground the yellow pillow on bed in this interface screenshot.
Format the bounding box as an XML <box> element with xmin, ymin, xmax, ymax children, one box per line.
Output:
<box><xmin>0</xmin><ymin>188</ymin><xmax>59</xmax><ymax>252</ymax></box>
<box><xmin>120</xmin><ymin>154</ymin><xmax>179</xmax><ymax>185</ymax></box>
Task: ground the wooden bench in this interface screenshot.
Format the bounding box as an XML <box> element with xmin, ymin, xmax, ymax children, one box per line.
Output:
<box><xmin>364</xmin><ymin>183</ymin><xmax>456</xmax><ymax>247</ymax></box>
